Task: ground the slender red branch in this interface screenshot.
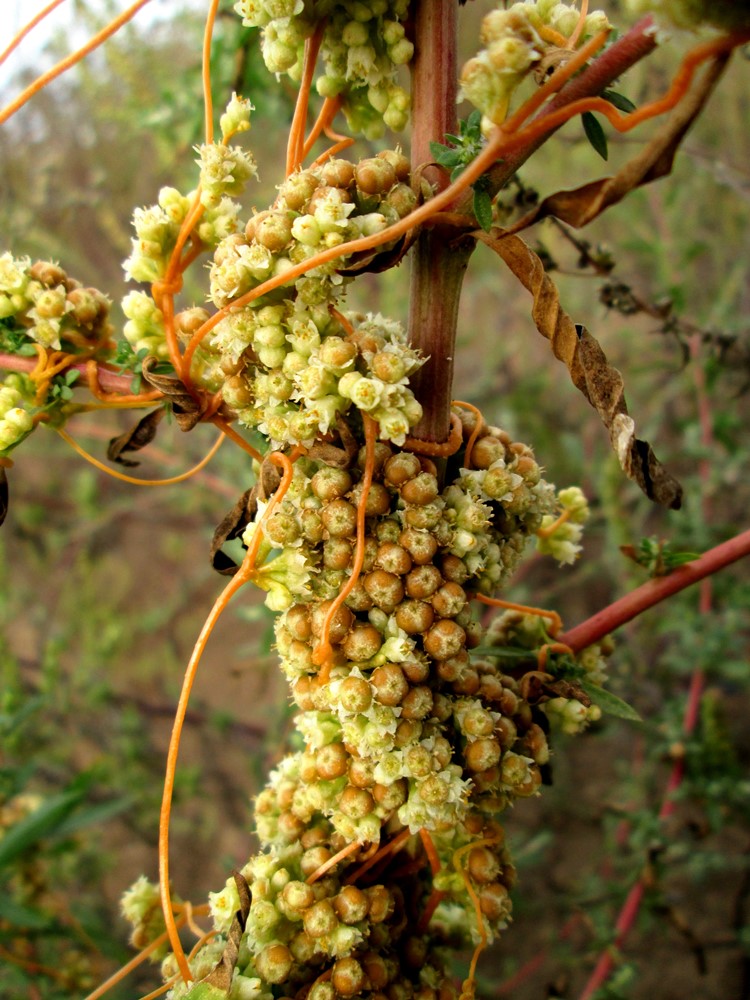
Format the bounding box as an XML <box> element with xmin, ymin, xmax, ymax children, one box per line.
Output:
<box><xmin>559</xmin><ymin>528</ymin><xmax>750</xmax><ymax>652</ymax></box>
<box><xmin>0</xmin><ymin>352</ymin><xmax>143</xmax><ymax>395</ymax></box>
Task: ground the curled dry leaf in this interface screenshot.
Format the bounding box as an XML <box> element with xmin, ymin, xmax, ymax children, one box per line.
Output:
<box><xmin>210</xmin><ymin>453</ymin><xmax>281</xmax><ymax>575</ymax></box>
<box><xmin>507</xmin><ymin>54</ymin><xmax>728</xmax><ymax>234</ymax></box>
<box><xmin>210</xmin><ymin>487</ymin><xmax>255</xmax><ymax>576</ymax></box>
<box><xmin>107</xmin><ymin>408</ymin><xmax>165</xmax><ymax>467</ymax></box>
<box><xmin>478</xmin><ymin>230</ymin><xmax>682</xmax><ymax>509</ymax></box>
<box><xmin>140</xmin><ymin>356</ymin><xmax>204</xmax><ymax>432</ymax></box>
<box><xmin>200</xmin><ymin>873</ymin><xmax>252</xmax><ymax>993</ymax></box>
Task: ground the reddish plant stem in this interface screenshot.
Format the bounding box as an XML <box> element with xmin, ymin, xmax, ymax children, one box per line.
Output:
<box><xmin>578</xmin><ymin>335</ymin><xmax>717</xmax><ymax>999</ymax></box>
<box><xmin>559</xmin><ymin>528</ymin><xmax>750</xmax><ymax>653</ymax></box>
<box><xmin>407</xmin><ymin>0</ymin><xmax>470</xmax><ymax>444</ymax></box>
<box><xmin>0</xmin><ymin>352</ymin><xmax>137</xmax><ymax>394</ymax></box>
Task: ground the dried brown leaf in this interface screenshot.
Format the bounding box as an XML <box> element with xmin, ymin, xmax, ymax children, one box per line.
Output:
<box><xmin>107</xmin><ymin>408</ymin><xmax>165</xmax><ymax>467</ymax></box>
<box><xmin>478</xmin><ymin>231</ymin><xmax>682</xmax><ymax>508</ymax></box>
<box><xmin>202</xmin><ymin>872</ymin><xmax>252</xmax><ymax>992</ymax></box>
<box><xmin>211</xmin><ymin>488</ymin><xmax>256</xmax><ymax>576</ymax></box>
<box><xmin>508</xmin><ymin>55</ymin><xmax>728</xmax><ymax>234</ymax></box>
<box><xmin>140</xmin><ymin>356</ymin><xmax>204</xmax><ymax>432</ymax></box>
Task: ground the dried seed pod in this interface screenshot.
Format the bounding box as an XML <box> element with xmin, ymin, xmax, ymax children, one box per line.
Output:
<box><xmin>423</xmin><ymin>620</ymin><xmax>467</xmax><ymax>660</ymax></box>
<box><xmin>376</xmin><ymin>541</ymin><xmax>413</xmax><ymax>576</ymax></box>
<box><xmin>363</xmin><ymin>569</ymin><xmax>405</xmax><ymax>611</ymax></box>
<box><xmin>334</xmin><ymin>885</ymin><xmax>369</xmax><ymax>924</ymax></box>
<box><xmin>370</xmin><ymin>664</ymin><xmax>409</xmax><ymax>706</ymax></box>
<box><xmin>405</xmin><ymin>564</ymin><xmax>442</xmax><ymax>599</ymax></box>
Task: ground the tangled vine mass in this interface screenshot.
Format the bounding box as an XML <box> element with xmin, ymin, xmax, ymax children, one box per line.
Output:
<box><xmin>1</xmin><ymin>1</ymin><xmax>749</xmax><ymax>999</ymax></box>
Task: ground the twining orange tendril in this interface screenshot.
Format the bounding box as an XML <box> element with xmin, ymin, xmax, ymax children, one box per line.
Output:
<box><xmin>419</xmin><ymin>828</ymin><xmax>442</xmax><ymax>876</ymax></box>
<box><xmin>182</xmin><ymin>39</ymin><xmax>583</xmax><ymax>372</ymax></box>
<box><xmin>536</xmin><ymin>508</ymin><xmax>571</xmax><ymax>539</ymax></box>
<box><xmin>453</xmin><ymin>836</ymin><xmax>502</xmax><ymax>1000</ymax></box>
<box><xmin>0</xmin><ymin>0</ymin><xmax>154</xmax><ymax>126</ymax></box>
<box><xmin>210</xmin><ymin>415</ymin><xmax>264</xmax><ymax>463</ymax></box>
<box><xmin>501</xmin><ymin>28</ymin><xmax>608</xmax><ymax>136</ymax></box>
<box><xmin>85</xmin><ymin>360</ymin><xmax>163</xmax><ymax>406</ymax></box>
<box><xmin>451</xmin><ymin>401</ymin><xmax>483</xmax><ymax>469</ymax></box>
<box><xmin>302</xmin><ymin>95</ymin><xmax>343</xmax><ymax>159</ymax></box>
<box><xmin>510</xmin><ymin>26</ymin><xmax>750</xmax><ymax>146</ymax></box>
<box><xmin>286</xmin><ymin>21</ymin><xmax>326</xmax><ymax>176</ymax></box>
<box><xmin>56</xmin><ymin>427</ymin><xmax>224</xmax><ymax>487</ymax></box>
<box><xmin>344</xmin><ymin>826</ymin><xmax>413</xmax><ymax>885</ymax></box>
<box><xmin>0</xmin><ymin>0</ymin><xmax>68</xmax><ymax>67</ymax></box>
<box><xmin>310</xmin><ymin>121</ymin><xmax>356</xmax><ymax>167</ymax></box>
<box><xmin>417</xmin><ymin>888</ymin><xmax>449</xmax><ymax>934</ymax></box>
<box><xmin>135</xmin><ymin>976</ymin><xmax>181</xmax><ymax>1000</ymax></box>
<box><xmin>330</xmin><ymin>305</ymin><xmax>356</xmax><ymax>337</ymax></box>
<box><xmin>536</xmin><ymin>641</ymin><xmax>574</xmax><ymax>671</ymax></box>
<box><xmin>81</xmin><ymin>918</ymin><xmax>187</xmax><ymax>1000</ymax></box>
<box><xmin>474</xmin><ymin>593</ymin><xmax>562</xmax><ymax>637</ymax></box>
<box><xmin>183</xmin><ymin>26</ymin><xmax>744</xmax><ymax>371</ymax></box>
<box><xmin>202</xmin><ymin>0</ymin><xmax>221</xmax><ymax>145</ymax></box>
<box><xmin>313</xmin><ymin>412</ymin><xmax>377</xmax><ymax>682</ymax></box>
<box><xmin>306</xmin><ymin>839</ymin><xmax>366</xmax><ymax>885</ymax></box>
<box><xmin>158</xmin><ymin>451</ymin><xmax>294</xmax><ymax>983</ymax></box>
<box><xmin>403</xmin><ymin>412</ymin><xmax>463</xmax><ymax>458</ymax></box>
<box><xmin>568</xmin><ymin>0</ymin><xmax>590</xmax><ymax>50</ymax></box>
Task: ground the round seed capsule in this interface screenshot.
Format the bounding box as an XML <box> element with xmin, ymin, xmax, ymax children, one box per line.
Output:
<box><xmin>431</xmin><ymin>582</ymin><xmax>467</xmax><ymax>618</ymax></box>
<box><xmin>363</xmin><ymin>570</ymin><xmax>405</xmax><ymax>611</ymax></box>
<box><xmin>423</xmin><ymin>619</ymin><xmax>466</xmax><ymax>660</ymax></box>
<box><xmin>400</xmin><ymin>685</ymin><xmax>434</xmax><ymax>720</ymax></box>
<box><xmin>348</xmin><ymin>756</ymin><xmax>376</xmax><ymax>788</ymax></box>
<box><xmin>395</xmin><ymin>599</ymin><xmax>434</xmax><ymax>634</ymax></box>
<box><xmin>376</xmin><ymin>542</ymin><xmax>413</xmax><ymax>576</ymax></box>
<box><xmin>400</xmin><ymin>472</ymin><xmax>439</xmax><ymax>506</ymax></box>
<box><xmin>303</xmin><ymin>899</ymin><xmax>338</xmax><ymax>938</ymax></box>
<box><xmin>338</xmin><ymin>675</ymin><xmax>373</xmax><ymax>713</ymax></box>
<box><xmin>281</xmin><ymin>880</ymin><xmax>316</xmax><ymax>914</ymax></box>
<box><xmin>339</xmin><ymin>784</ymin><xmax>375</xmax><ymax>819</ymax></box>
<box><xmin>342</xmin><ymin>623</ymin><xmax>383</xmax><ymax>662</ymax></box>
<box><xmin>315</xmin><ymin>742</ymin><xmax>349</xmax><ymax>780</ymax></box>
<box><xmin>365</xmin><ymin>885</ymin><xmax>394</xmax><ymax>923</ymax></box>
<box><xmin>399</xmin><ymin>528</ymin><xmax>438</xmax><ymax>566</ymax></box>
<box><xmin>300</xmin><ymin>846</ymin><xmax>331</xmax><ymax>878</ymax></box>
<box><xmin>256</xmin><ymin>943</ymin><xmax>293</xmax><ymax>983</ymax></box>
<box><xmin>370</xmin><ymin>663</ymin><xmax>409</xmax><ymax>706</ymax></box>
<box><xmin>384</xmin><ymin>452</ymin><xmax>422</xmax><ymax>486</ymax></box>
<box><xmin>332</xmin><ymin>957</ymin><xmax>366</xmax><ymax>997</ymax></box>
<box><xmin>321</xmin><ymin>498</ymin><xmax>358</xmax><ymax>537</ymax></box>
<box><xmin>334</xmin><ymin>885</ymin><xmax>369</xmax><ymax>924</ymax></box>
<box><xmin>405</xmin><ymin>564</ymin><xmax>443</xmax><ymax>599</ymax></box>
<box><xmin>323</xmin><ymin>537</ymin><xmax>353</xmax><ymax>570</ymax></box>
<box><xmin>311</xmin><ymin>467</ymin><xmax>353</xmax><ymax>502</ymax></box>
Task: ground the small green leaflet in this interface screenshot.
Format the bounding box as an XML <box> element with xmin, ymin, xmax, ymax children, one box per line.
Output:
<box><xmin>581</xmin><ymin>681</ymin><xmax>641</xmax><ymax>722</ymax></box>
<box><xmin>582</xmin><ymin>111</ymin><xmax>608</xmax><ymax>161</ymax></box>
<box><xmin>430</xmin><ymin>111</ymin><xmax>493</xmax><ymax>230</ymax></box>
<box><xmin>601</xmin><ymin>89</ymin><xmax>637</xmax><ymax>114</ymax></box>
<box><xmin>473</xmin><ymin>186</ymin><xmax>494</xmax><ymax>233</ymax></box>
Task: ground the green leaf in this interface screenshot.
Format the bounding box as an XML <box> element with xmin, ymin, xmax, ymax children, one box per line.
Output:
<box><xmin>429</xmin><ymin>144</ymin><xmax>463</xmax><ymax>168</ymax></box>
<box><xmin>473</xmin><ymin>187</ymin><xmax>494</xmax><ymax>232</ymax></box>
<box><xmin>581</xmin><ymin>681</ymin><xmax>641</xmax><ymax>722</ymax></box>
<box><xmin>0</xmin><ymin>787</ymin><xmax>86</xmax><ymax>869</ymax></box>
<box><xmin>602</xmin><ymin>89</ymin><xmax>637</xmax><ymax>113</ymax></box>
<box><xmin>52</xmin><ymin>795</ymin><xmax>134</xmax><ymax>838</ymax></box>
<box><xmin>469</xmin><ymin>645</ymin><xmax>536</xmax><ymax>661</ymax></box>
<box><xmin>582</xmin><ymin>111</ymin><xmax>608</xmax><ymax>160</ymax></box>
<box><xmin>0</xmin><ymin>895</ymin><xmax>52</xmax><ymax>930</ymax></box>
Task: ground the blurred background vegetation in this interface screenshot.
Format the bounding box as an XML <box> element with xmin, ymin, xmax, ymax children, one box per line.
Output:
<box><xmin>1</xmin><ymin>1</ymin><xmax>749</xmax><ymax>997</ymax></box>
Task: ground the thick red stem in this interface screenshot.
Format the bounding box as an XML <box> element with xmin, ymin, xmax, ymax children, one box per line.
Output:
<box><xmin>407</xmin><ymin>0</ymin><xmax>471</xmax><ymax>444</ymax></box>
<box><xmin>559</xmin><ymin>528</ymin><xmax>750</xmax><ymax>652</ymax></box>
<box><xmin>0</xmin><ymin>352</ymin><xmax>135</xmax><ymax>394</ymax></box>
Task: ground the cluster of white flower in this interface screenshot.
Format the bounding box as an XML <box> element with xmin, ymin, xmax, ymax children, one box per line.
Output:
<box><xmin>460</xmin><ymin>1</ymin><xmax>610</xmax><ymax>130</ymax></box>
<box><xmin>0</xmin><ymin>383</ymin><xmax>33</xmax><ymax>454</ymax></box>
<box><xmin>0</xmin><ymin>253</ymin><xmax>112</xmax><ymax>352</ymax></box>
<box><xmin>233</xmin><ymin>0</ymin><xmax>413</xmax><ymax>138</ymax></box>
<box><xmin>536</xmin><ymin>484</ymin><xmax>590</xmax><ymax>565</ymax></box>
